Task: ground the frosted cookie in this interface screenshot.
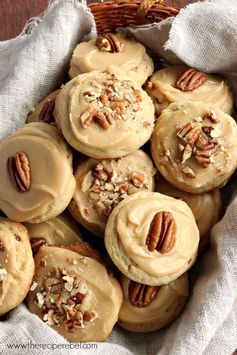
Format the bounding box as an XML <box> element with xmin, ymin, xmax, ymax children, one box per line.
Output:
<box><xmin>27</xmin><ymin>245</ymin><xmax>122</xmax><ymax>342</ymax></box>
<box><xmin>25</xmin><ymin>214</ymin><xmax>84</xmax><ymax>254</ymax></box>
<box><xmin>69</xmin><ymin>33</ymin><xmax>154</xmax><ymax>85</ymax></box>
<box><xmin>146</xmin><ymin>65</ymin><xmax>234</xmax><ymax>116</ymax></box>
<box><xmin>0</xmin><ymin>123</ymin><xmax>75</xmax><ymax>223</ymax></box>
<box><xmin>105</xmin><ymin>191</ymin><xmax>199</xmax><ymax>286</ymax></box>
<box><xmin>151</xmin><ymin>101</ymin><xmax>237</xmax><ymax>193</ymax></box>
<box><xmin>54</xmin><ymin>70</ymin><xmax>155</xmax><ymax>158</ymax></box>
<box><xmin>27</xmin><ymin>90</ymin><xmax>60</xmax><ymax>124</ymax></box>
<box><xmin>118</xmin><ymin>273</ymin><xmax>189</xmax><ymax>332</ymax></box>
<box><xmin>0</xmin><ymin>218</ymin><xmax>34</xmax><ymax>316</ymax></box>
<box><xmin>69</xmin><ymin>150</ymin><xmax>156</xmax><ymax>237</ymax></box>
<box><xmin>156</xmin><ymin>177</ymin><xmax>222</xmax><ymax>252</ymax></box>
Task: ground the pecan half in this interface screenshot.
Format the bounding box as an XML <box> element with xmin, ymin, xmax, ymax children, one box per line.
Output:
<box><xmin>175</xmin><ymin>68</ymin><xmax>207</xmax><ymax>92</ymax></box>
<box><xmin>7</xmin><ymin>152</ymin><xmax>31</xmax><ymax>192</ymax></box>
<box><xmin>128</xmin><ymin>281</ymin><xmax>160</xmax><ymax>307</ymax></box>
<box><xmin>96</xmin><ymin>34</ymin><xmax>124</xmax><ymax>53</ymax></box>
<box><xmin>30</xmin><ymin>238</ymin><xmax>47</xmax><ymax>254</ymax></box>
<box><xmin>39</xmin><ymin>98</ymin><xmax>56</xmax><ymax>124</ymax></box>
<box><xmin>146</xmin><ymin>211</ymin><xmax>176</xmax><ymax>253</ymax></box>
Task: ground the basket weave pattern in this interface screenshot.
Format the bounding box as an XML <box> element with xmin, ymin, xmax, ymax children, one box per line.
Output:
<box><xmin>89</xmin><ymin>0</ymin><xmax>179</xmax><ymax>34</ymax></box>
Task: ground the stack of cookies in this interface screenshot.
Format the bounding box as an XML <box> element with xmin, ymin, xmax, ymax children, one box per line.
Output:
<box><xmin>0</xmin><ymin>33</ymin><xmax>236</xmax><ymax>342</ymax></box>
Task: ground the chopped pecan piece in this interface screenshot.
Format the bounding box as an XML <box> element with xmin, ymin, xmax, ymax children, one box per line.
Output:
<box><xmin>83</xmin><ymin>310</ymin><xmax>96</xmax><ymax>322</ymax></box>
<box><xmin>182</xmin><ymin>165</ymin><xmax>196</xmax><ymax>178</ymax></box>
<box><xmin>130</xmin><ymin>172</ymin><xmax>145</xmax><ymax>188</ymax></box>
<box><xmin>30</xmin><ymin>238</ymin><xmax>47</xmax><ymax>254</ymax></box>
<box><xmin>175</xmin><ymin>68</ymin><xmax>207</xmax><ymax>91</ymax></box>
<box><xmin>92</xmin><ymin>163</ymin><xmax>108</xmax><ymax>181</ymax></box>
<box><xmin>194</xmin><ymin>150</ymin><xmax>211</xmax><ymax>168</ymax></box>
<box><xmin>0</xmin><ymin>243</ymin><xmax>6</xmax><ymax>252</ymax></box>
<box><xmin>203</xmin><ymin>110</ymin><xmax>219</xmax><ymax>124</ymax></box>
<box><xmin>177</xmin><ymin>122</ymin><xmax>200</xmax><ymax>145</ymax></box>
<box><xmin>7</xmin><ymin>152</ymin><xmax>31</xmax><ymax>192</ymax></box>
<box><xmin>146</xmin><ymin>211</ymin><xmax>176</xmax><ymax>253</ymax></box>
<box><xmin>96</xmin><ymin>34</ymin><xmax>124</xmax><ymax>53</ymax></box>
<box><xmin>128</xmin><ymin>281</ymin><xmax>160</xmax><ymax>307</ymax></box>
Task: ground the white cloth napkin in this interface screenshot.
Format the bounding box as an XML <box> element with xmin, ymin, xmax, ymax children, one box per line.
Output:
<box><xmin>0</xmin><ymin>0</ymin><xmax>237</xmax><ymax>354</ymax></box>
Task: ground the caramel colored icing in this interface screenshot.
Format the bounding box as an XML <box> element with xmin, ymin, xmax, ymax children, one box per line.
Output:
<box><xmin>119</xmin><ymin>273</ymin><xmax>189</xmax><ymax>331</ymax></box>
<box><xmin>151</xmin><ymin>101</ymin><xmax>237</xmax><ymax>193</ymax></box>
<box><xmin>0</xmin><ymin>123</ymin><xmax>75</xmax><ymax>222</ymax></box>
<box><xmin>25</xmin><ymin>214</ymin><xmax>83</xmax><ymax>246</ymax></box>
<box><xmin>55</xmin><ymin>70</ymin><xmax>155</xmax><ymax>158</ymax></box>
<box><xmin>0</xmin><ymin>218</ymin><xmax>34</xmax><ymax>315</ymax></box>
<box><xmin>156</xmin><ymin>177</ymin><xmax>221</xmax><ymax>239</ymax></box>
<box><xmin>105</xmin><ymin>191</ymin><xmax>199</xmax><ymax>285</ymax></box>
<box><xmin>69</xmin><ymin>34</ymin><xmax>154</xmax><ymax>85</ymax></box>
<box><xmin>69</xmin><ymin>150</ymin><xmax>156</xmax><ymax>237</ymax></box>
<box><xmin>27</xmin><ymin>246</ymin><xmax>122</xmax><ymax>342</ymax></box>
<box><xmin>146</xmin><ymin>65</ymin><xmax>234</xmax><ymax>115</ymax></box>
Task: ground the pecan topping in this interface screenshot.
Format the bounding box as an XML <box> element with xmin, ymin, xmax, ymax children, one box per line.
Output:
<box><xmin>96</xmin><ymin>34</ymin><xmax>124</xmax><ymax>53</ymax></box>
<box><xmin>92</xmin><ymin>163</ymin><xmax>108</xmax><ymax>181</ymax></box>
<box><xmin>175</xmin><ymin>68</ymin><xmax>207</xmax><ymax>92</ymax></box>
<box><xmin>83</xmin><ymin>310</ymin><xmax>96</xmax><ymax>322</ymax></box>
<box><xmin>176</xmin><ymin>113</ymin><xmax>221</xmax><ymax>172</ymax></box>
<box><xmin>88</xmin><ymin>160</ymin><xmax>149</xmax><ymax>219</ymax></box>
<box><xmin>30</xmin><ymin>238</ymin><xmax>47</xmax><ymax>254</ymax></box>
<box><xmin>39</xmin><ymin>98</ymin><xmax>56</xmax><ymax>124</ymax></box>
<box><xmin>80</xmin><ymin>75</ymin><xmax>142</xmax><ymax>129</ymax></box>
<box><xmin>34</xmin><ymin>267</ymin><xmax>96</xmax><ymax>333</ymax></box>
<box><xmin>146</xmin><ymin>212</ymin><xmax>176</xmax><ymax>253</ymax></box>
<box><xmin>128</xmin><ymin>281</ymin><xmax>160</xmax><ymax>307</ymax></box>
<box><xmin>0</xmin><ymin>243</ymin><xmax>6</xmax><ymax>252</ymax></box>
<box><xmin>7</xmin><ymin>152</ymin><xmax>31</xmax><ymax>192</ymax></box>
<box><xmin>130</xmin><ymin>172</ymin><xmax>145</xmax><ymax>188</ymax></box>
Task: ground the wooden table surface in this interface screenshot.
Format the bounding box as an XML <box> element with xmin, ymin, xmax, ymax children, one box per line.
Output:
<box><xmin>0</xmin><ymin>0</ymin><xmax>198</xmax><ymax>41</ymax></box>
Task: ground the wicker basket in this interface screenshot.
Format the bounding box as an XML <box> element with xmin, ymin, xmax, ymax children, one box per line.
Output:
<box><xmin>89</xmin><ymin>0</ymin><xmax>179</xmax><ymax>34</ymax></box>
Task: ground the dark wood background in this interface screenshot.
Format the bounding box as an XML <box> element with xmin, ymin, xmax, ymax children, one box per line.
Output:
<box><xmin>0</xmin><ymin>0</ymin><xmax>198</xmax><ymax>40</ymax></box>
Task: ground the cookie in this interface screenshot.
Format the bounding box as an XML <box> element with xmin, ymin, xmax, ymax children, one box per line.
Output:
<box><xmin>118</xmin><ymin>273</ymin><xmax>189</xmax><ymax>332</ymax></box>
<box><xmin>27</xmin><ymin>245</ymin><xmax>123</xmax><ymax>342</ymax></box>
<box><xmin>69</xmin><ymin>150</ymin><xmax>156</xmax><ymax>237</ymax></box>
<box><xmin>25</xmin><ymin>213</ymin><xmax>84</xmax><ymax>254</ymax></box>
<box><xmin>54</xmin><ymin>70</ymin><xmax>155</xmax><ymax>158</ymax></box>
<box><xmin>105</xmin><ymin>191</ymin><xmax>199</xmax><ymax>286</ymax></box>
<box><xmin>156</xmin><ymin>177</ymin><xmax>222</xmax><ymax>252</ymax></box>
<box><xmin>0</xmin><ymin>218</ymin><xmax>34</xmax><ymax>316</ymax></box>
<box><xmin>151</xmin><ymin>101</ymin><xmax>237</xmax><ymax>193</ymax></box>
<box><xmin>69</xmin><ymin>33</ymin><xmax>154</xmax><ymax>85</ymax></box>
<box><xmin>145</xmin><ymin>65</ymin><xmax>234</xmax><ymax>116</ymax></box>
<box><xmin>0</xmin><ymin>122</ymin><xmax>76</xmax><ymax>223</ymax></box>
<box><xmin>27</xmin><ymin>90</ymin><xmax>60</xmax><ymax>124</ymax></box>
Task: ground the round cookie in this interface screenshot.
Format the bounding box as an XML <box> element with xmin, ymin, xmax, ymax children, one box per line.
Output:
<box><xmin>105</xmin><ymin>191</ymin><xmax>199</xmax><ymax>286</ymax></box>
<box><xmin>69</xmin><ymin>33</ymin><xmax>154</xmax><ymax>85</ymax></box>
<box><xmin>0</xmin><ymin>218</ymin><xmax>34</xmax><ymax>316</ymax></box>
<box><xmin>156</xmin><ymin>177</ymin><xmax>222</xmax><ymax>252</ymax></box>
<box><xmin>27</xmin><ymin>90</ymin><xmax>60</xmax><ymax>124</ymax></box>
<box><xmin>69</xmin><ymin>150</ymin><xmax>156</xmax><ymax>237</ymax></box>
<box><xmin>25</xmin><ymin>213</ymin><xmax>84</xmax><ymax>253</ymax></box>
<box><xmin>54</xmin><ymin>70</ymin><xmax>155</xmax><ymax>158</ymax></box>
<box><xmin>0</xmin><ymin>122</ymin><xmax>76</xmax><ymax>223</ymax></box>
<box><xmin>27</xmin><ymin>245</ymin><xmax>123</xmax><ymax>342</ymax></box>
<box><xmin>118</xmin><ymin>273</ymin><xmax>189</xmax><ymax>332</ymax></box>
<box><xmin>151</xmin><ymin>101</ymin><xmax>237</xmax><ymax>193</ymax></box>
<box><xmin>145</xmin><ymin>65</ymin><xmax>234</xmax><ymax>116</ymax></box>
